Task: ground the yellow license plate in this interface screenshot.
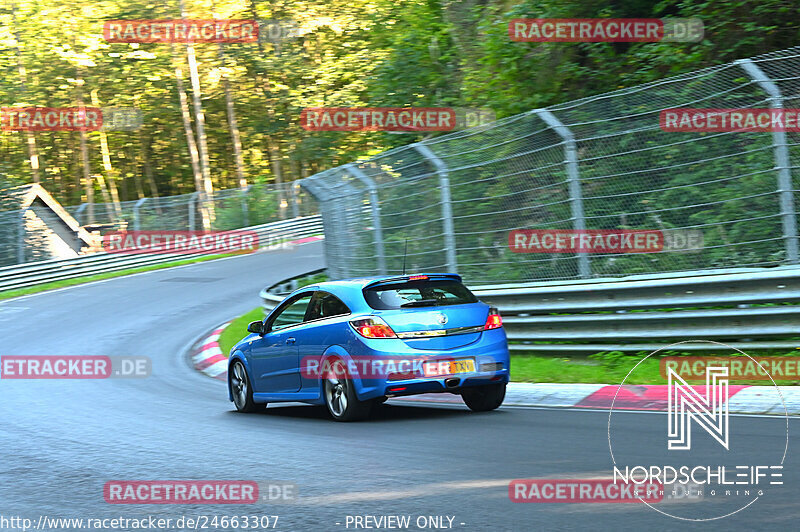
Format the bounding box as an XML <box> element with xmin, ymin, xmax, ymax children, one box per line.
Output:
<box><xmin>423</xmin><ymin>358</ymin><xmax>475</xmax><ymax>377</ymax></box>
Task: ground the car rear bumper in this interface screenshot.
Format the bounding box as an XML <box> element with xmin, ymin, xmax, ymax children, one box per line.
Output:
<box><xmin>379</xmin><ymin>370</ymin><xmax>510</xmax><ymax>398</ymax></box>
<box><xmin>347</xmin><ymin>329</ymin><xmax>511</xmax><ymax>401</ymax></box>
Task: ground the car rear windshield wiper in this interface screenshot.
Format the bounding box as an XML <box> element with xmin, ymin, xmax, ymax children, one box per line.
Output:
<box><xmin>400</xmin><ymin>299</ymin><xmax>440</xmax><ymax>307</ymax></box>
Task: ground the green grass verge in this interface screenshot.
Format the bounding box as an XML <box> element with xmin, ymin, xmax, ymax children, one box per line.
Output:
<box><xmin>219</xmin><ymin>274</ymin><xmax>329</xmax><ymax>356</ymax></box>
<box><xmin>510</xmin><ymin>355</ymin><xmax>660</xmax><ymax>384</ymax></box>
<box><xmin>512</xmin><ymin>352</ymin><xmax>800</xmax><ymax>385</ymax></box>
<box><xmin>216</xmin><ymin>305</ymin><xmax>800</xmax><ymax>384</ymax></box>
<box><xmin>216</xmin><ymin>306</ymin><xmax>664</xmax><ymax>382</ymax></box>
<box><xmin>0</xmin><ymin>252</ymin><xmax>241</xmax><ymax>302</ymax></box>
<box><xmin>218</xmin><ymin>307</ymin><xmax>265</xmax><ymax>356</ymax></box>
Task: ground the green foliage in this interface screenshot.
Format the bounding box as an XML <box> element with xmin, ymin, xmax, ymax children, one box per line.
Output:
<box><xmin>3</xmin><ymin>1</ymin><xmax>799</xmax><ymax>280</ymax></box>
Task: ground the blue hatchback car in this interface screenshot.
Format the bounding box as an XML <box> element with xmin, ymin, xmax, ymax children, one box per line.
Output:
<box><xmin>228</xmin><ymin>273</ymin><xmax>510</xmax><ymax>421</ymax></box>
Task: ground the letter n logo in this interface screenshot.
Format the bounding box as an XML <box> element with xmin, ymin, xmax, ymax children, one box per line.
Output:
<box><xmin>667</xmin><ymin>366</ymin><xmax>729</xmax><ymax>450</ymax></box>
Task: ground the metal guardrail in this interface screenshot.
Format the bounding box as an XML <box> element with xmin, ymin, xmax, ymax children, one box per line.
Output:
<box><xmin>0</xmin><ymin>215</ymin><xmax>323</xmax><ymax>293</ymax></box>
<box><xmin>259</xmin><ymin>268</ymin><xmax>327</xmax><ymax>315</ymax></box>
<box><xmin>478</xmin><ymin>266</ymin><xmax>800</xmax><ymax>353</ymax></box>
<box><xmin>259</xmin><ymin>266</ymin><xmax>800</xmax><ymax>353</ymax></box>
<box><xmin>299</xmin><ymin>47</ymin><xmax>800</xmax><ymax>285</ymax></box>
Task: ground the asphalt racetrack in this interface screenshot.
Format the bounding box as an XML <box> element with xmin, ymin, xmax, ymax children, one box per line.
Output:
<box><xmin>1</xmin><ymin>242</ymin><xmax>797</xmax><ymax>531</ymax></box>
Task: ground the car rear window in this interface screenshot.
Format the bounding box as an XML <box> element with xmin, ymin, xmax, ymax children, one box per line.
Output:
<box><xmin>364</xmin><ymin>279</ymin><xmax>478</xmax><ymax>310</ymax></box>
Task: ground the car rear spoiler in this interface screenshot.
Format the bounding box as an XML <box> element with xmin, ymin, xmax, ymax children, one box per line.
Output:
<box><xmin>363</xmin><ymin>273</ymin><xmax>462</xmax><ymax>289</ymax></box>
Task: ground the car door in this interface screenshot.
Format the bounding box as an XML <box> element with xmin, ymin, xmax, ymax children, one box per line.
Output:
<box><xmin>250</xmin><ymin>292</ymin><xmax>313</xmax><ymax>393</ymax></box>
<box><xmin>298</xmin><ymin>291</ymin><xmax>352</xmax><ymax>391</ymax></box>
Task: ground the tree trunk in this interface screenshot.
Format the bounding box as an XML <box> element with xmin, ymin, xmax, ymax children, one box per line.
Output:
<box><xmin>138</xmin><ymin>131</ymin><xmax>163</xmax><ymax>218</ymax></box>
<box><xmin>11</xmin><ymin>2</ymin><xmax>41</xmax><ymax>184</ymax></box>
<box><xmin>213</xmin><ymin>1</ymin><xmax>247</xmax><ymax>192</ymax></box>
<box><xmin>179</xmin><ymin>0</ymin><xmax>214</xmax><ymax>228</ymax></box>
<box><xmin>248</xmin><ymin>0</ymin><xmax>287</xmax><ymax>219</ymax></box>
<box><xmin>75</xmin><ymin>67</ymin><xmax>94</xmax><ymax>224</ymax></box>
<box><xmin>219</xmin><ymin>48</ymin><xmax>247</xmax><ymax>191</ymax></box>
<box><xmin>90</xmin><ymin>89</ymin><xmax>122</xmax><ymax>219</ymax></box>
<box><xmin>169</xmin><ymin>40</ymin><xmax>209</xmax><ymax>230</ymax></box>
<box><xmin>266</xmin><ymin>136</ymin><xmax>286</xmax><ymax>219</ymax></box>
<box><xmin>127</xmin><ymin>143</ymin><xmax>146</xmax><ymax>199</ymax></box>
<box><xmin>94</xmin><ymin>173</ymin><xmax>114</xmax><ymax>207</ymax></box>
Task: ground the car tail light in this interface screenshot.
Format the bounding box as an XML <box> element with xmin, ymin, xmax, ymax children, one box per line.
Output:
<box><xmin>350</xmin><ymin>317</ymin><xmax>397</xmax><ymax>338</ymax></box>
<box><xmin>484</xmin><ymin>308</ymin><xmax>502</xmax><ymax>330</ymax></box>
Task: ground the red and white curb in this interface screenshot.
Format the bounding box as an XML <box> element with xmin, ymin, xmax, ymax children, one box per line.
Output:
<box><xmin>395</xmin><ymin>382</ymin><xmax>800</xmax><ymax>415</ymax></box>
<box><xmin>189</xmin><ymin>234</ymin><xmax>324</xmax><ymax>381</ymax></box>
<box><xmin>190</xmin><ymin>336</ymin><xmax>800</xmax><ymax>414</ymax></box>
<box><xmin>189</xmin><ymin>319</ymin><xmax>800</xmax><ymax>414</ymax></box>
<box><xmin>286</xmin><ymin>236</ymin><xmax>323</xmax><ymax>245</ymax></box>
<box><xmin>190</xmin><ymin>322</ymin><xmax>231</xmax><ymax>381</ymax></box>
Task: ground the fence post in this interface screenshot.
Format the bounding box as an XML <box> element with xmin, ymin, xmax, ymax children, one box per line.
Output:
<box><xmin>300</xmin><ymin>177</ymin><xmax>344</xmax><ymax>279</ymax></box>
<box><xmin>413</xmin><ymin>142</ymin><xmax>458</xmax><ymax>274</ymax></box>
<box><xmin>241</xmin><ymin>186</ymin><xmax>250</xmax><ymax>227</ymax></box>
<box><xmin>344</xmin><ymin>164</ymin><xmax>387</xmax><ymax>274</ymax></box>
<box><xmin>319</xmin><ymin>178</ymin><xmax>352</xmax><ymax>278</ymax></box>
<box><xmin>133</xmin><ymin>197</ymin><xmax>148</xmax><ymax>231</ymax></box>
<box><xmin>18</xmin><ymin>208</ymin><xmax>29</xmax><ymax>264</ymax></box>
<box><xmin>531</xmin><ymin>109</ymin><xmax>591</xmax><ymax>279</ymax></box>
<box><xmin>737</xmin><ymin>58</ymin><xmax>799</xmax><ymax>264</ymax></box>
<box><xmin>290</xmin><ymin>182</ymin><xmax>301</xmax><ymax>219</ymax></box>
<box><xmin>73</xmin><ymin>203</ymin><xmax>87</xmax><ymax>226</ymax></box>
<box><xmin>188</xmin><ymin>192</ymin><xmax>199</xmax><ymax>231</ymax></box>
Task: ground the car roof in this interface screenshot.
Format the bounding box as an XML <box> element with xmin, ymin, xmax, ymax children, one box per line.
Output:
<box><xmin>285</xmin><ymin>273</ymin><xmax>462</xmax><ymax>307</ymax></box>
<box><xmin>303</xmin><ymin>272</ymin><xmax>460</xmax><ymax>289</ymax></box>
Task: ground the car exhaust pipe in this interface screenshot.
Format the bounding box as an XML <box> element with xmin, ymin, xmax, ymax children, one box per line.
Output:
<box><xmin>445</xmin><ymin>377</ymin><xmax>460</xmax><ymax>389</ymax></box>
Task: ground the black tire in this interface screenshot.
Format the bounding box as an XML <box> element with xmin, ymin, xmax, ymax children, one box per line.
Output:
<box><xmin>230</xmin><ymin>360</ymin><xmax>266</xmax><ymax>413</ymax></box>
<box><xmin>461</xmin><ymin>382</ymin><xmax>506</xmax><ymax>412</ymax></box>
<box><xmin>323</xmin><ymin>367</ymin><xmax>372</xmax><ymax>421</ymax></box>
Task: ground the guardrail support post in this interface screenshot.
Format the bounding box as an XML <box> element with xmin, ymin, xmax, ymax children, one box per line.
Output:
<box><xmin>737</xmin><ymin>58</ymin><xmax>799</xmax><ymax>264</ymax></box>
<box><xmin>188</xmin><ymin>192</ymin><xmax>199</xmax><ymax>230</ymax></box>
<box><xmin>241</xmin><ymin>185</ymin><xmax>250</xmax><ymax>227</ymax></box>
<box><xmin>413</xmin><ymin>142</ymin><xmax>458</xmax><ymax>274</ymax></box>
<box><xmin>300</xmin><ymin>177</ymin><xmax>345</xmax><ymax>279</ymax></box>
<box><xmin>73</xmin><ymin>203</ymin><xmax>87</xmax><ymax>226</ymax></box>
<box><xmin>532</xmin><ymin>109</ymin><xmax>591</xmax><ymax>278</ymax></box>
<box><xmin>132</xmin><ymin>197</ymin><xmax>148</xmax><ymax>231</ymax></box>
<box><xmin>318</xmin><ymin>178</ymin><xmax>351</xmax><ymax>278</ymax></box>
<box><xmin>290</xmin><ymin>182</ymin><xmax>300</xmax><ymax>219</ymax></box>
<box><xmin>344</xmin><ymin>164</ymin><xmax>387</xmax><ymax>274</ymax></box>
<box><xmin>18</xmin><ymin>208</ymin><xmax>29</xmax><ymax>264</ymax></box>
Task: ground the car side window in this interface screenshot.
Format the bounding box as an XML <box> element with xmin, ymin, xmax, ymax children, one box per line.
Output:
<box><xmin>306</xmin><ymin>291</ymin><xmax>351</xmax><ymax>321</ymax></box>
<box><xmin>268</xmin><ymin>293</ymin><xmax>313</xmax><ymax>332</ymax></box>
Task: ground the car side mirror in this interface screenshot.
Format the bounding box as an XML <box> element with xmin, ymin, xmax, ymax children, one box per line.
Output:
<box><xmin>247</xmin><ymin>321</ymin><xmax>264</xmax><ymax>334</ymax></box>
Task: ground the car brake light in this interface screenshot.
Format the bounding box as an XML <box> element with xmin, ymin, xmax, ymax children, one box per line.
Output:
<box><xmin>484</xmin><ymin>308</ymin><xmax>502</xmax><ymax>330</ymax></box>
<box><xmin>408</xmin><ymin>275</ymin><xmax>428</xmax><ymax>281</ymax></box>
<box><xmin>350</xmin><ymin>317</ymin><xmax>398</xmax><ymax>338</ymax></box>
